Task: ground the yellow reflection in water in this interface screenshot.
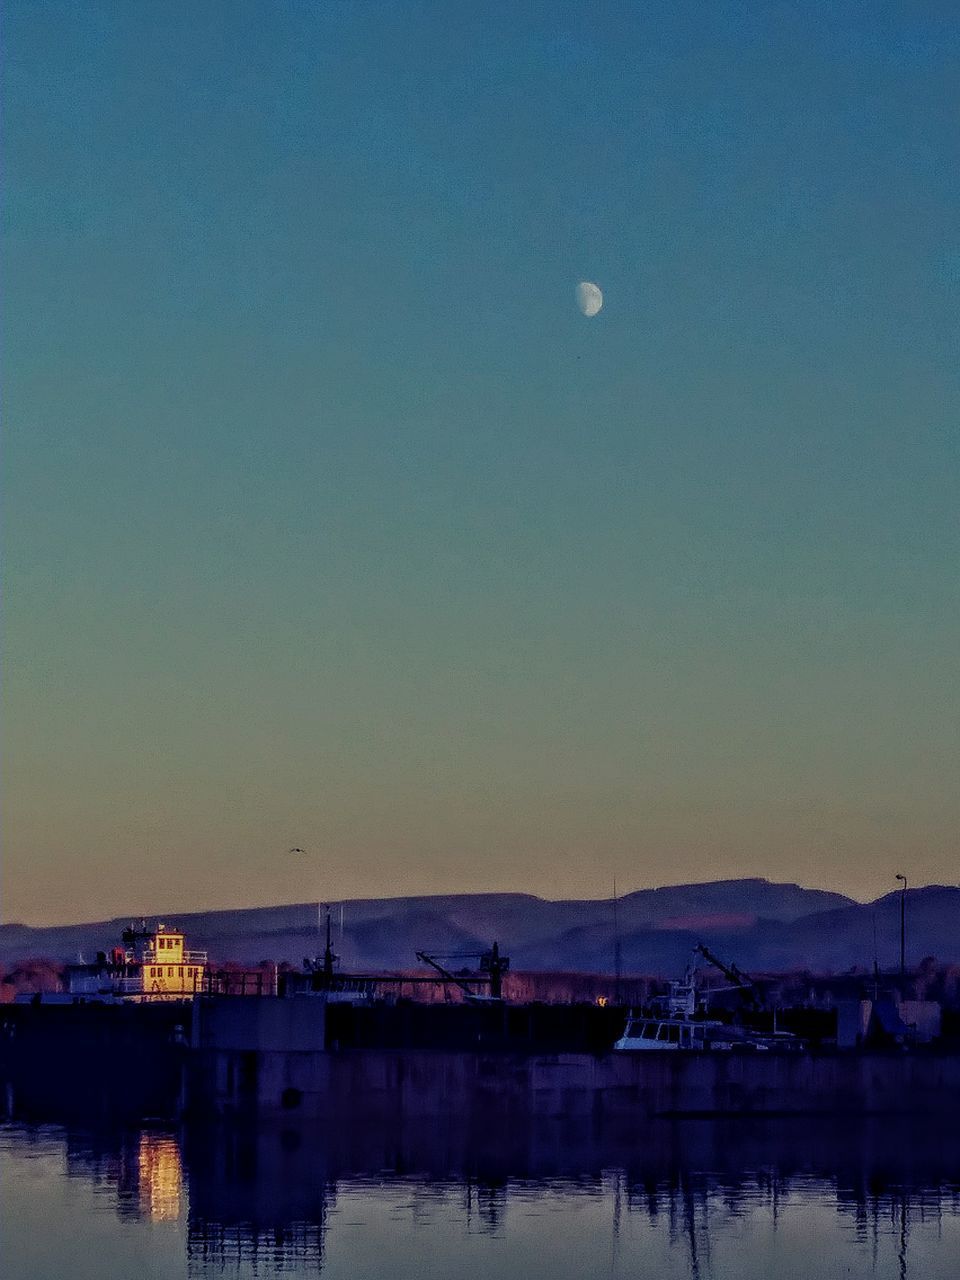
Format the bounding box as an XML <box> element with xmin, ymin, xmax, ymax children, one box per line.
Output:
<box><xmin>136</xmin><ymin>1133</ymin><xmax>183</xmax><ymax>1222</ymax></box>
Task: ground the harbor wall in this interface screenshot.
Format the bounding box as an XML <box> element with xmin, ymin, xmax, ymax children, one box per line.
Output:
<box><xmin>5</xmin><ymin>998</ymin><xmax>960</xmax><ymax>1124</ymax></box>
<box><xmin>0</xmin><ymin>1002</ymin><xmax>187</xmax><ymax>1121</ymax></box>
<box><xmin>189</xmin><ymin>997</ymin><xmax>960</xmax><ymax>1120</ymax></box>
<box><xmin>194</xmin><ymin>1048</ymin><xmax>960</xmax><ymax>1121</ymax></box>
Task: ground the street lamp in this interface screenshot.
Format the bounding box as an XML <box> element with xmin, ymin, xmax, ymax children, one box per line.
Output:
<box><xmin>895</xmin><ymin>874</ymin><xmax>907</xmax><ymax>979</ymax></box>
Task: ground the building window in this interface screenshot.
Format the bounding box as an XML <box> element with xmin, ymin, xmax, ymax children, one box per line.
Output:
<box><xmin>168</xmin><ymin>967</ymin><xmax>174</xmax><ymax>977</ymax></box>
<box><xmin>178</xmin><ymin>967</ymin><xmax>183</xmax><ymax>978</ymax></box>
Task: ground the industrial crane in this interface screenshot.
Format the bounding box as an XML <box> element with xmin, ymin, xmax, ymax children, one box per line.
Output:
<box><xmin>415</xmin><ymin>942</ymin><xmax>510</xmax><ymax>1002</ymax></box>
<box><xmin>693</xmin><ymin>943</ymin><xmax>760</xmax><ymax>1010</ymax></box>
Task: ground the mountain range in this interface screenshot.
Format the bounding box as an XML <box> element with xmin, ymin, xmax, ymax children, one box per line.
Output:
<box><xmin>3</xmin><ymin>879</ymin><xmax>959</xmax><ymax>975</ymax></box>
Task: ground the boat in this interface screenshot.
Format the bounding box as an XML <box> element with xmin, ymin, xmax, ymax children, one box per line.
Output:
<box><xmin>50</xmin><ymin>921</ymin><xmax>208</xmax><ymax>1003</ymax></box>
<box><xmin>613</xmin><ymin>961</ymin><xmax>801</xmax><ymax>1052</ymax></box>
<box><xmin>614</xmin><ymin>966</ymin><xmax>725</xmax><ymax>1051</ymax></box>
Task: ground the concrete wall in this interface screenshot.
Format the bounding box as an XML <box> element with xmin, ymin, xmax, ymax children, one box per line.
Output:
<box><xmin>7</xmin><ymin>997</ymin><xmax>959</xmax><ymax>1125</ymax></box>
<box><xmin>190</xmin><ymin>996</ymin><xmax>329</xmax><ymax>1119</ymax></box>
<box><xmin>900</xmin><ymin>1001</ymin><xmax>942</xmax><ymax>1043</ymax></box>
<box><xmin>191</xmin><ymin>1044</ymin><xmax>960</xmax><ymax>1122</ymax></box>
<box><xmin>192</xmin><ymin>996</ymin><xmax>326</xmax><ymax>1053</ymax></box>
<box><xmin>0</xmin><ymin>1002</ymin><xmax>186</xmax><ymax>1122</ymax></box>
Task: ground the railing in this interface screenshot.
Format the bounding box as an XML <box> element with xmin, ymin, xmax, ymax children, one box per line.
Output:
<box><xmin>138</xmin><ymin>949</ymin><xmax>208</xmax><ymax>965</ymax></box>
<box><xmin>107</xmin><ymin>972</ymin><xmax>209</xmax><ymax>996</ymax></box>
<box><xmin>112</xmin><ymin>976</ymin><xmax>148</xmax><ymax>994</ymax></box>
<box><xmin>199</xmin><ymin>970</ymin><xmax>275</xmax><ymax>998</ymax></box>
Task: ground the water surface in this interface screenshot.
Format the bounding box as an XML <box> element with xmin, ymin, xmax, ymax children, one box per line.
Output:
<box><xmin>3</xmin><ymin>1117</ymin><xmax>959</xmax><ymax>1279</ymax></box>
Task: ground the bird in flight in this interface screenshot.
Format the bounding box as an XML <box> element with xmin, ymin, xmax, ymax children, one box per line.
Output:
<box><xmin>289</xmin><ymin>846</ymin><xmax>306</xmax><ymax>854</ymax></box>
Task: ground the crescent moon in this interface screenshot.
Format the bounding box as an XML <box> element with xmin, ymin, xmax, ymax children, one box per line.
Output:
<box><xmin>576</xmin><ymin>281</ymin><xmax>603</xmax><ymax>317</ymax></box>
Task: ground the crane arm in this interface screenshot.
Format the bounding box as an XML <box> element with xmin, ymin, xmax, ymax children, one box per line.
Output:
<box><xmin>415</xmin><ymin>951</ymin><xmax>484</xmax><ymax>999</ymax></box>
<box><xmin>694</xmin><ymin>943</ymin><xmax>754</xmax><ymax>991</ymax></box>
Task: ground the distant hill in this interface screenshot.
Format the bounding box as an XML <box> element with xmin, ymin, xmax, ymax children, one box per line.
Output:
<box><xmin>2</xmin><ymin>879</ymin><xmax>957</xmax><ymax>975</ymax></box>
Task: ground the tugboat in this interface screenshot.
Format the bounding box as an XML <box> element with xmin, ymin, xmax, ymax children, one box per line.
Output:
<box><xmin>61</xmin><ymin>920</ymin><xmax>207</xmax><ymax>1003</ymax></box>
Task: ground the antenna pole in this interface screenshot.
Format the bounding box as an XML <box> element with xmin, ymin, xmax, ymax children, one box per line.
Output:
<box><xmin>323</xmin><ymin>905</ymin><xmax>335</xmax><ymax>980</ymax></box>
<box><xmin>872</xmin><ymin>912</ymin><xmax>880</xmax><ymax>1000</ymax></box>
<box><xmin>612</xmin><ymin>878</ymin><xmax>622</xmax><ymax>1004</ymax></box>
<box><xmin>895</xmin><ymin>874</ymin><xmax>907</xmax><ymax>979</ymax></box>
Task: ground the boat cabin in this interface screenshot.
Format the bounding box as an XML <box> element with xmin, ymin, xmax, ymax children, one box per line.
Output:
<box><xmin>65</xmin><ymin>920</ymin><xmax>207</xmax><ymax>1002</ymax></box>
<box><xmin>614</xmin><ymin>1015</ymin><xmax>713</xmax><ymax>1051</ymax></box>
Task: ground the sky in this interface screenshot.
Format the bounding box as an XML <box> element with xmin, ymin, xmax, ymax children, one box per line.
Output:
<box><xmin>3</xmin><ymin>1</ymin><xmax>958</xmax><ymax>925</ymax></box>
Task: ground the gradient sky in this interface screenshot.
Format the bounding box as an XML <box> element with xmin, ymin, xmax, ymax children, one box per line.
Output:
<box><xmin>4</xmin><ymin>1</ymin><xmax>959</xmax><ymax>925</ymax></box>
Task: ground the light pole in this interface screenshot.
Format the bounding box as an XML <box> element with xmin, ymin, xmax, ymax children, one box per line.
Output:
<box><xmin>895</xmin><ymin>873</ymin><xmax>907</xmax><ymax>979</ymax></box>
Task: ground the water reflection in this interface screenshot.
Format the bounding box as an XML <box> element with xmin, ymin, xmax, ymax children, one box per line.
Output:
<box><xmin>4</xmin><ymin>1116</ymin><xmax>960</xmax><ymax>1279</ymax></box>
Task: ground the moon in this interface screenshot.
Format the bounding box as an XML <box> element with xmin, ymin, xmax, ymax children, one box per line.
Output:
<box><xmin>576</xmin><ymin>281</ymin><xmax>603</xmax><ymax>317</ymax></box>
